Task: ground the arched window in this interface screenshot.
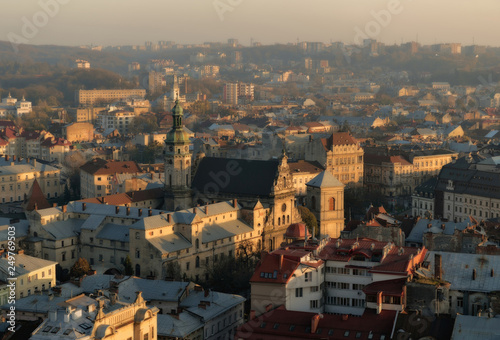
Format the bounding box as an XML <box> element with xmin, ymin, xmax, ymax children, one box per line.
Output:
<box><xmin>282</xmin><ymin>215</ymin><xmax>285</xmax><ymax>225</ymax></box>
<box><xmin>195</xmin><ymin>256</ymin><xmax>200</xmax><ymax>268</ymax></box>
<box><xmin>311</xmin><ymin>196</ymin><xmax>316</xmax><ymax>210</ymax></box>
<box><xmin>257</xmin><ymin>240</ymin><xmax>262</xmax><ymax>250</ymax></box>
<box><xmin>329</xmin><ymin>197</ymin><xmax>335</xmax><ymax>211</ymax></box>
<box><xmin>195</xmin><ymin>239</ymin><xmax>199</xmax><ymax>249</ymax></box>
<box><xmin>283</xmin><ymin>176</ymin><xmax>287</xmax><ymax>187</ymax></box>
<box><xmin>287</xmin><ymin>215</ymin><xmax>290</xmax><ymax>224</ymax></box>
<box><xmin>278</xmin><ymin>217</ymin><xmax>281</xmax><ymax>225</ymax></box>
<box><xmin>135</xmin><ymin>264</ymin><xmax>141</xmax><ymax>277</ymax></box>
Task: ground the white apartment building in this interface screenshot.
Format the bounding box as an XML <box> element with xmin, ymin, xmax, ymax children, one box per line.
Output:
<box><xmin>251</xmin><ymin>238</ymin><xmax>427</xmax><ymax>317</ymax></box>
<box><xmin>0</xmin><ymin>250</ymin><xmax>56</xmax><ymax>299</ymax></box>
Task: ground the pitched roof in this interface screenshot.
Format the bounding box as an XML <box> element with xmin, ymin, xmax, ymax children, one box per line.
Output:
<box><xmin>192</xmin><ymin>157</ymin><xmax>280</xmax><ymax>197</ymax></box>
<box><xmin>236</xmin><ymin>305</ymin><xmax>397</xmax><ymax>340</ymax></box>
<box><xmin>22</xmin><ymin>179</ymin><xmax>51</xmax><ymax>211</ymax></box>
<box><xmin>80</xmin><ymin>159</ymin><xmax>141</xmax><ymax>175</ymax></box>
<box><xmin>320</xmin><ymin>132</ymin><xmax>357</xmax><ymax>151</ymax></box>
<box><xmin>288</xmin><ymin>160</ymin><xmax>324</xmax><ymax>174</ymax></box>
<box><xmin>250</xmin><ymin>252</ymin><xmax>300</xmax><ymax>284</ymax></box>
<box><xmin>306</xmin><ymin>171</ymin><xmax>344</xmax><ymax>188</ymax></box>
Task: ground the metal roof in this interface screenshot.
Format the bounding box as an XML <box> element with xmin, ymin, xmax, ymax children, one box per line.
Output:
<box><xmin>42</xmin><ymin>219</ymin><xmax>84</xmax><ymax>240</ymax></box>
<box><xmin>426</xmin><ymin>251</ymin><xmax>500</xmax><ymax>293</ymax></box>
<box><xmin>451</xmin><ymin>315</ymin><xmax>500</xmax><ymax>339</ymax></box>
<box><xmin>148</xmin><ymin>233</ymin><xmax>192</xmax><ymax>254</ymax></box>
<box><xmin>202</xmin><ymin>219</ymin><xmax>254</xmax><ymax>243</ymax></box>
<box><xmin>96</xmin><ymin>223</ymin><xmax>129</xmax><ymax>242</ymax></box>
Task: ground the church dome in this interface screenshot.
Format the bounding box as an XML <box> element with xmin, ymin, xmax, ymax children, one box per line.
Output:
<box><xmin>285</xmin><ymin>223</ymin><xmax>307</xmax><ymax>239</ymax></box>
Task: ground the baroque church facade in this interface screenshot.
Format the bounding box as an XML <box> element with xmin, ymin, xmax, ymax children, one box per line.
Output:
<box><xmin>164</xmin><ymin>101</ymin><xmax>304</xmax><ymax>251</ymax></box>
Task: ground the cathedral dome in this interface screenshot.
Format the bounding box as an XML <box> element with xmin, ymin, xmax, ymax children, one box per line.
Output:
<box><xmin>285</xmin><ymin>223</ymin><xmax>307</xmax><ymax>239</ymax></box>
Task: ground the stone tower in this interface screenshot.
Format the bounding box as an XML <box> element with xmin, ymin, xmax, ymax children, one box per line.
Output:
<box><xmin>306</xmin><ymin>171</ymin><xmax>345</xmax><ymax>238</ymax></box>
<box><xmin>164</xmin><ymin>100</ymin><xmax>192</xmax><ymax>210</ymax></box>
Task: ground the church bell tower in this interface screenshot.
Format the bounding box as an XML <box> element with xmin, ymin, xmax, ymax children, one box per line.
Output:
<box><xmin>164</xmin><ymin>100</ymin><xmax>192</xmax><ymax>210</ymax></box>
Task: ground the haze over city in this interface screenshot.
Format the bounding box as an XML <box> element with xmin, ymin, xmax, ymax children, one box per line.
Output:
<box><xmin>2</xmin><ymin>0</ymin><xmax>500</xmax><ymax>46</ymax></box>
<box><xmin>1</xmin><ymin>1</ymin><xmax>500</xmax><ymax>339</ymax></box>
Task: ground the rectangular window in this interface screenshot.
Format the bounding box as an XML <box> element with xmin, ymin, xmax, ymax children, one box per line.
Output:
<box><xmin>295</xmin><ymin>288</ymin><xmax>303</xmax><ymax>297</ymax></box>
<box><xmin>310</xmin><ymin>300</ymin><xmax>319</xmax><ymax>309</ymax></box>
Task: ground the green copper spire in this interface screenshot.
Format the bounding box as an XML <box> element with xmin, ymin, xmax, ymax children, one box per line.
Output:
<box><xmin>172</xmin><ymin>99</ymin><xmax>183</xmax><ymax>129</ymax></box>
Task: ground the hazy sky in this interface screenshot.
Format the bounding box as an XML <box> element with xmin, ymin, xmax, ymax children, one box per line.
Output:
<box><xmin>3</xmin><ymin>0</ymin><xmax>500</xmax><ymax>47</ymax></box>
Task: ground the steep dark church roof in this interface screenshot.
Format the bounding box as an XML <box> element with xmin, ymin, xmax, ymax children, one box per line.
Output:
<box><xmin>192</xmin><ymin>157</ymin><xmax>280</xmax><ymax>197</ymax></box>
<box><xmin>22</xmin><ymin>179</ymin><xmax>51</xmax><ymax>211</ymax></box>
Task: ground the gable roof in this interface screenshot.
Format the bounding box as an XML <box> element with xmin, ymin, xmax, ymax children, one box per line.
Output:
<box><xmin>192</xmin><ymin>157</ymin><xmax>280</xmax><ymax>197</ymax></box>
<box><xmin>320</xmin><ymin>132</ymin><xmax>357</xmax><ymax>151</ymax></box>
<box><xmin>22</xmin><ymin>179</ymin><xmax>51</xmax><ymax>211</ymax></box>
<box><xmin>80</xmin><ymin>159</ymin><xmax>141</xmax><ymax>175</ymax></box>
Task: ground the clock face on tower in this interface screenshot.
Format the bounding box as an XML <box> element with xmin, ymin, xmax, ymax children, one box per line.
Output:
<box><xmin>282</xmin><ymin>203</ymin><xmax>287</xmax><ymax>212</ymax></box>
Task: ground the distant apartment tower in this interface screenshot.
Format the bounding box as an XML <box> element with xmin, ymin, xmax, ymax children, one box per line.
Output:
<box><xmin>75</xmin><ymin>89</ymin><xmax>146</xmax><ymax>106</ymax></box>
<box><xmin>128</xmin><ymin>62</ymin><xmax>141</xmax><ymax>72</ymax></box>
<box><xmin>223</xmin><ymin>83</ymin><xmax>239</xmax><ymax>105</ymax></box>
<box><xmin>432</xmin><ymin>43</ymin><xmax>461</xmax><ymax>55</ymax></box>
<box><xmin>148</xmin><ymin>70</ymin><xmax>164</xmax><ymax>94</ymax></box>
<box><xmin>304</xmin><ymin>57</ymin><xmax>313</xmax><ymax>70</ymax></box>
<box><xmin>231</xmin><ymin>51</ymin><xmax>242</xmax><ymax>63</ymax></box>
<box><xmin>402</xmin><ymin>41</ymin><xmax>419</xmax><ymax>54</ymax></box>
<box><xmin>228</xmin><ymin>38</ymin><xmax>239</xmax><ymax>47</ymax></box>
<box><xmin>223</xmin><ymin>83</ymin><xmax>254</xmax><ymax>105</ymax></box>
<box><xmin>75</xmin><ymin>59</ymin><xmax>90</xmax><ymax>69</ymax></box>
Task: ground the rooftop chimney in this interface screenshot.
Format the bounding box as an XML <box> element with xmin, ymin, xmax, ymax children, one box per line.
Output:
<box><xmin>311</xmin><ymin>314</ymin><xmax>322</xmax><ymax>334</ymax></box>
<box><xmin>435</xmin><ymin>254</ymin><xmax>442</xmax><ymax>279</ymax></box>
<box><xmin>473</xmin><ymin>269</ymin><xmax>477</xmax><ymax>280</ymax></box>
<box><xmin>138</xmin><ymin>209</ymin><xmax>142</xmax><ymax>217</ymax></box>
<box><xmin>115</xmin><ymin>206</ymin><xmax>120</xmax><ymax>214</ymax></box>
<box><xmin>233</xmin><ymin>199</ymin><xmax>238</xmax><ymax>208</ymax></box>
<box><xmin>148</xmin><ymin>209</ymin><xmax>152</xmax><ymax>216</ymax></box>
<box><xmin>62</xmin><ymin>205</ymin><xmax>67</xmax><ymax>213</ymax></box>
<box><xmin>52</xmin><ymin>203</ymin><xmax>57</xmax><ymax>208</ymax></box>
<box><xmin>167</xmin><ymin>214</ymin><xmax>171</xmax><ymax>223</ymax></box>
<box><xmin>82</xmin><ymin>202</ymin><xmax>86</xmax><ymax>211</ymax></box>
<box><xmin>126</xmin><ymin>207</ymin><xmax>130</xmax><ymax>216</ymax></box>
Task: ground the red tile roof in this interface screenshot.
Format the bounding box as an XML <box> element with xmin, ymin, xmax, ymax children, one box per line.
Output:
<box><xmin>236</xmin><ymin>305</ymin><xmax>397</xmax><ymax>340</ymax></box>
<box><xmin>319</xmin><ymin>238</ymin><xmax>388</xmax><ymax>262</ymax></box>
<box><xmin>364</xmin><ymin>154</ymin><xmax>411</xmax><ymax>165</ymax></box>
<box><xmin>320</xmin><ymin>132</ymin><xmax>358</xmax><ymax>151</ymax></box>
<box><xmin>363</xmin><ymin>278</ymin><xmax>406</xmax><ymax>296</ymax></box>
<box><xmin>370</xmin><ymin>246</ymin><xmax>427</xmax><ymax>275</ymax></box>
<box><xmin>22</xmin><ymin>179</ymin><xmax>51</xmax><ymax>211</ymax></box>
<box><xmin>288</xmin><ymin>160</ymin><xmax>324</xmax><ymax>174</ymax></box>
<box><xmin>79</xmin><ymin>188</ymin><xmax>164</xmax><ymax>207</ymax></box>
<box><xmin>250</xmin><ymin>252</ymin><xmax>299</xmax><ymax>284</ymax></box>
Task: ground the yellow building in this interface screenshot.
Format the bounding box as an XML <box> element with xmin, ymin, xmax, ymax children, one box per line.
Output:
<box><xmin>0</xmin><ymin>250</ymin><xmax>56</xmax><ymax>299</ymax></box>
<box><xmin>364</xmin><ymin>155</ymin><xmax>414</xmax><ymax>196</ymax></box>
<box><xmin>79</xmin><ymin>159</ymin><xmax>143</xmax><ymax>198</ymax></box>
<box><xmin>0</xmin><ymin>156</ymin><xmax>63</xmax><ymax>202</ymax></box>
<box><xmin>407</xmin><ymin>150</ymin><xmax>458</xmax><ymax>187</ymax></box>
<box><xmin>306</xmin><ymin>132</ymin><xmax>364</xmax><ymax>188</ymax></box>
<box><xmin>75</xmin><ymin>89</ymin><xmax>146</xmax><ymax>106</ymax></box>
<box><xmin>306</xmin><ymin>171</ymin><xmax>345</xmax><ymax>238</ymax></box>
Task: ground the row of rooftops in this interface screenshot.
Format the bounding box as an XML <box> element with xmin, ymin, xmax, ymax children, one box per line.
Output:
<box><xmin>3</xmin><ymin>273</ymin><xmax>244</xmax><ymax>339</ymax></box>
<box><xmin>251</xmin><ymin>238</ymin><xmax>427</xmax><ymax>284</ymax></box>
